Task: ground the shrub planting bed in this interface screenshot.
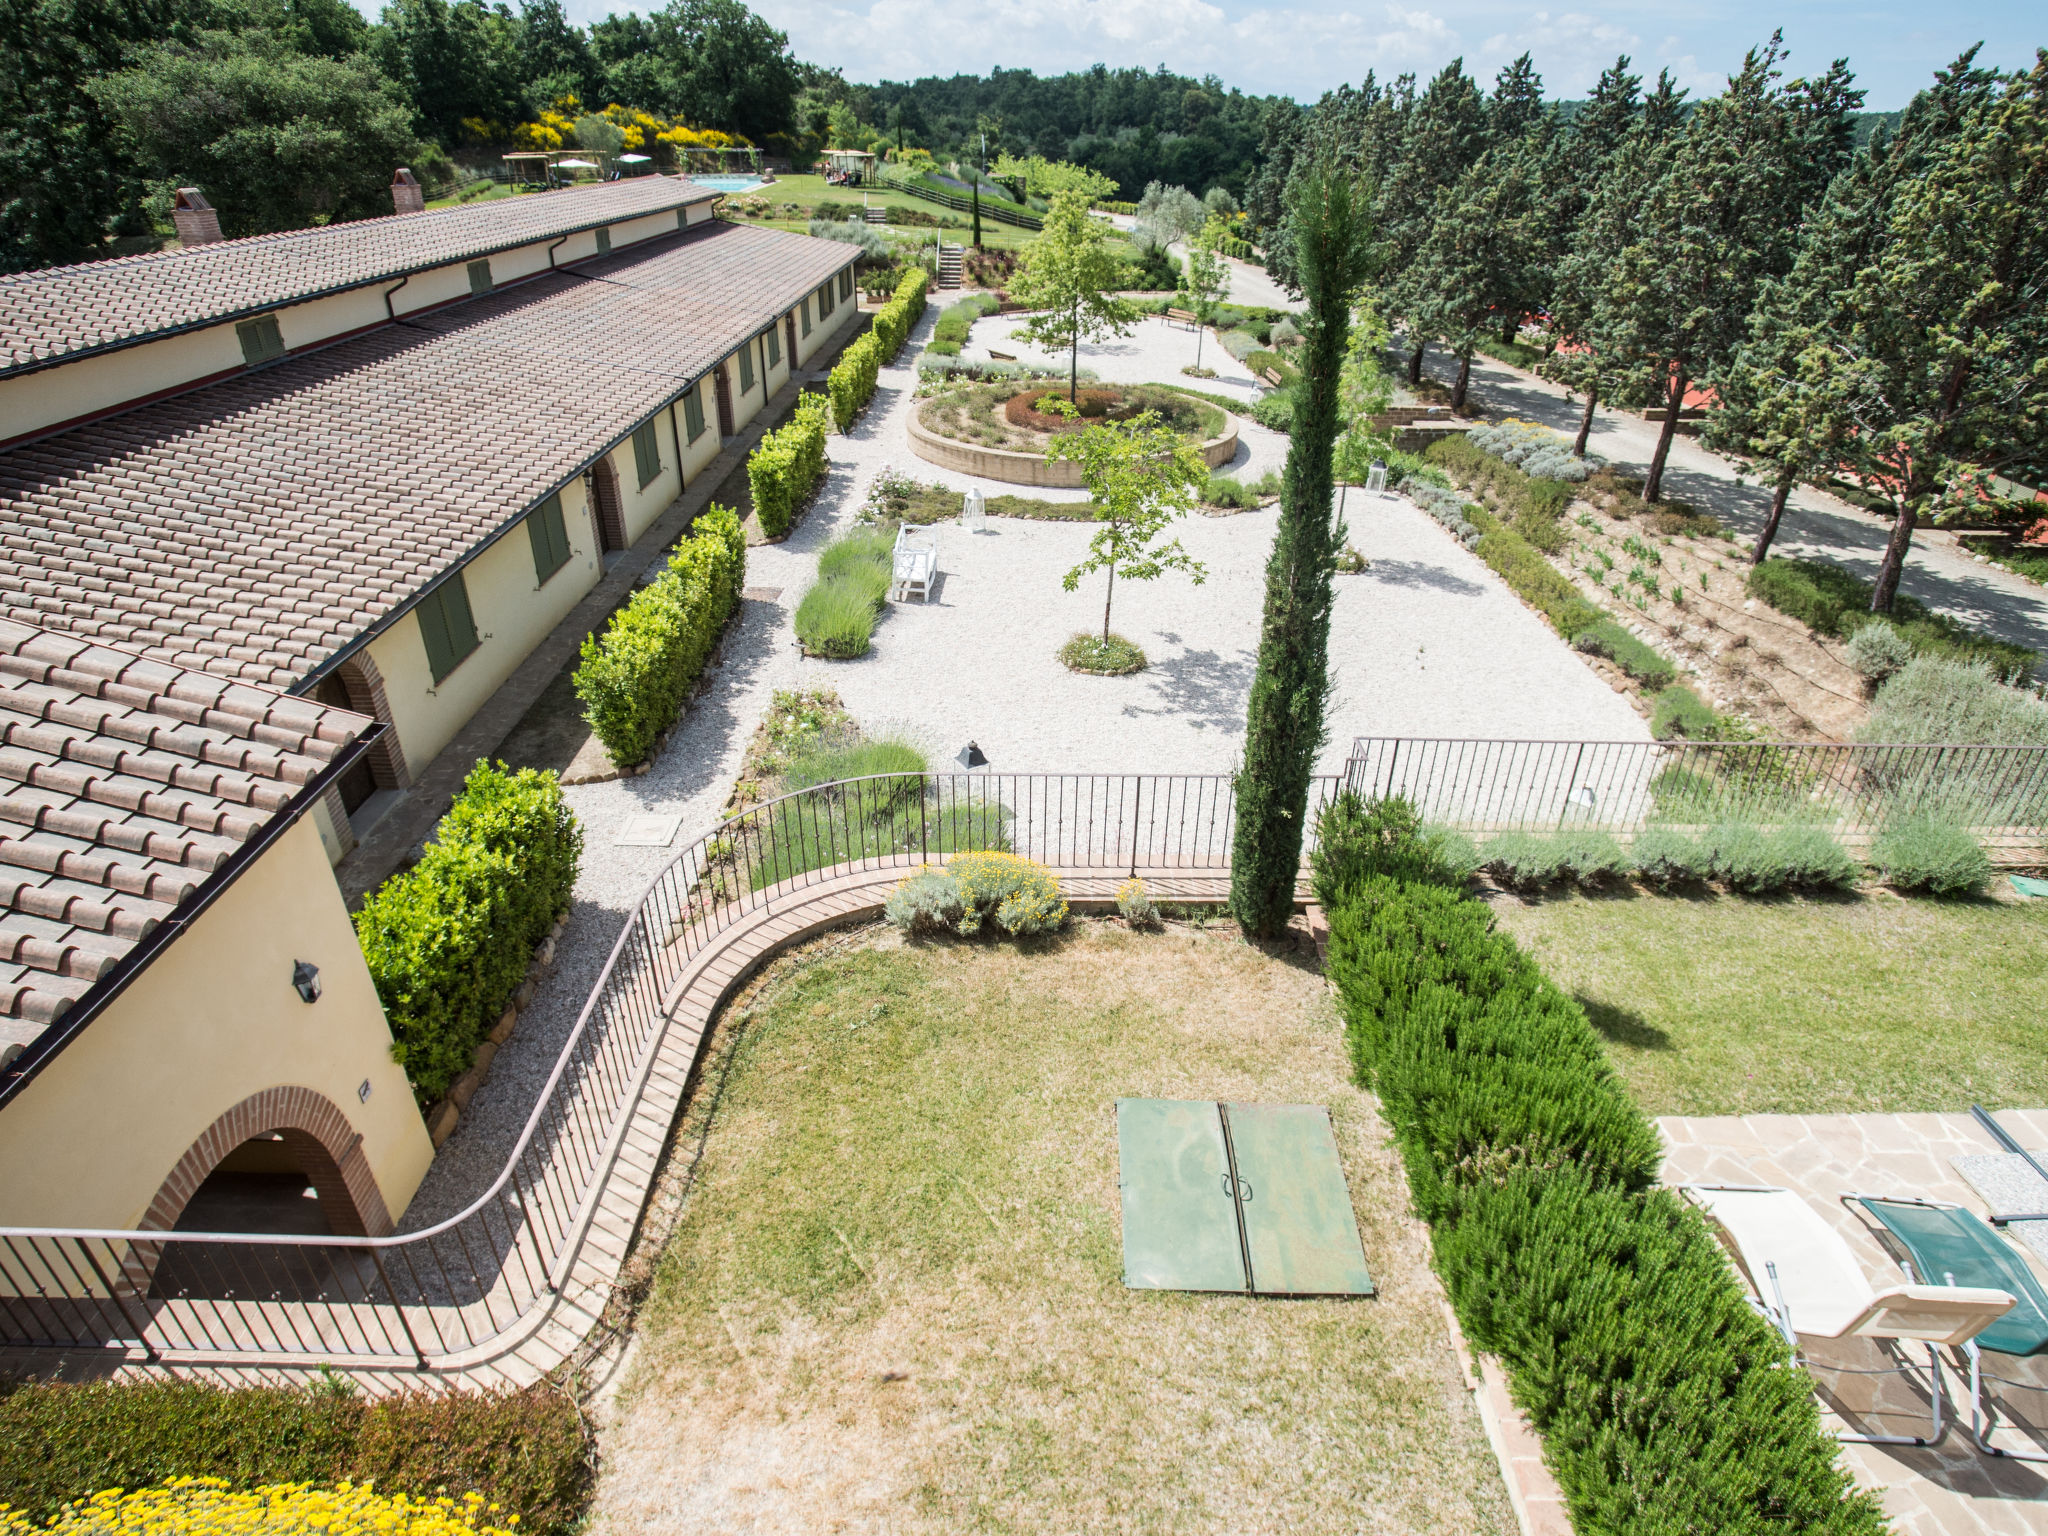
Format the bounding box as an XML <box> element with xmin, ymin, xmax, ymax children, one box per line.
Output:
<box><xmin>572</xmin><ymin>505</ymin><xmax>746</xmax><ymax>767</ymax></box>
<box><xmin>1315</xmin><ymin>805</ymin><xmax>1888</xmax><ymax>1534</ymax></box>
<box><xmin>795</xmin><ymin>527</ymin><xmax>893</xmax><ymax>658</ymax></box>
<box><xmin>746</xmin><ymin>395</ymin><xmax>831</xmax><ymax>538</ymax></box>
<box><xmin>0</xmin><ymin>1381</ymin><xmax>590</xmax><ymax>1536</ymax></box>
<box><xmin>917</xmin><ymin>382</ymin><xmax>1219</xmax><ymax>454</ymax></box>
<box><xmin>355</xmin><ymin>762</ymin><xmax>581</xmax><ymax>1102</ymax></box>
<box><xmin>1057</xmin><ymin>632</ymin><xmax>1147</xmax><ymax>674</ymax></box>
<box><xmin>1747</xmin><ymin>557</ymin><xmax>2035</xmax><ymax>683</ymax></box>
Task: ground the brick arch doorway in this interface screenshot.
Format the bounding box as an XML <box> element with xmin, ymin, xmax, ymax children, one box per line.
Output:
<box><xmin>308</xmin><ymin>654</ymin><xmax>411</xmax><ymax>818</ymax></box>
<box><xmin>143</xmin><ymin>1086</ymin><xmax>393</xmax><ymax>1240</ymax></box>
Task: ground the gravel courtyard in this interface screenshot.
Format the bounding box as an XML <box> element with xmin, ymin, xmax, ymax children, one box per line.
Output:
<box><xmin>402</xmin><ymin>301</ymin><xmax>1645</xmax><ymax>1222</ymax></box>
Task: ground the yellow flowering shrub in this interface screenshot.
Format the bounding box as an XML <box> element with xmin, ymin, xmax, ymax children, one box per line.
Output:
<box><xmin>0</xmin><ymin>1479</ymin><xmax>516</xmax><ymax>1535</ymax></box>
<box><xmin>504</xmin><ymin>99</ymin><xmax>751</xmax><ymax>160</ymax></box>
<box><xmin>948</xmin><ymin>852</ymin><xmax>1068</xmax><ymax>937</ymax></box>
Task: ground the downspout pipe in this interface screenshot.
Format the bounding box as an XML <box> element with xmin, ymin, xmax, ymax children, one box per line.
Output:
<box><xmin>382</xmin><ymin>274</ymin><xmax>410</xmax><ymax>321</ymax></box>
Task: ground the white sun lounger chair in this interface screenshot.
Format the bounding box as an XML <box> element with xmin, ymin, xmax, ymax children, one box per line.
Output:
<box><xmin>1685</xmin><ymin>1183</ymin><xmax>2017</xmax><ymax>1447</ymax></box>
<box><xmin>892</xmin><ymin>523</ymin><xmax>935</xmax><ymax>603</ymax></box>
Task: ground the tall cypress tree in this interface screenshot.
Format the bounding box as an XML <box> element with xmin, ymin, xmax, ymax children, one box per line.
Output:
<box><xmin>1378</xmin><ymin>61</ymin><xmax>1488</xmax><ymax>383</ymax></box>
<box><xmin>1228</xmin><ymin>155</ymin><xmax>1377</xmax><ymax>940</ymax></box>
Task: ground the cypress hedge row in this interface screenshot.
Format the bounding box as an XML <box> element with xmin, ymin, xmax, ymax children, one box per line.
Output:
<box><xmin>747</xmin><ymin>395</ymin><xmax>830</xmax><ymax>539</ymax></box>
<box><xmin>827</xmin><ymin>268</ymin><xmax>931</xmax><ymax>431</ymax></box>
<box><xmin>0</xmin><ymin>1381</ymin><xmax>590</xmax><ymax>1536</ymax></box>
<box><xmin>355</xmin><ymin>762</ymin><xmax>581</xmax><ymax>1102</ymax></box>
<box><xmin>1317</xmin><ymin>818</ymin><xmax>1887</xmax><ymax>1533</ymax></box>
<box><xmin>573</xmin><ymin>503</ymin><xmax>745</xmax><ymax>766</ymax></box>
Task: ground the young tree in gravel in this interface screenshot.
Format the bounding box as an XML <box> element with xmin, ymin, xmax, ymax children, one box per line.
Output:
<box><xmin>1178</xmin><ymin>217</ymin><xmax>1231</xmax><ymax>368</ymax></box>
<box><xmin>1790</xmin><ymin>53</ymin><xmax>2046</xmax><ymax>612</ymax></box>
<box><xmin>1044</xmin><ymin>410</ymin><xmax>1208</xmax><ymax>641</ymax></box>
<box><xmin>1229</xmin><ymin>154</ymin><xmax>1377</xmax><ymax>939</ymax></box>
<box><xmin>1011</xmin><ymin>189</ymin><xmax>1139</xmax><ymax>402</ymax></box>
<box><xmin>1594</xmin><ymin>36</ymin><xmax>1863</xmax><ymax>503</ymax></box>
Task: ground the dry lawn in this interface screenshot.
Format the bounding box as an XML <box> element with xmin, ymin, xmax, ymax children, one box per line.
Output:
<box><xmin>590</xmin><ymin>920</ymin><xmax>1514</xmax><ymax>1535</ymax></box>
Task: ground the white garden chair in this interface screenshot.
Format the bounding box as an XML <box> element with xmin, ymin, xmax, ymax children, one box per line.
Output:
<box><xmin>892</xmin><ymin>523</ymin><xmax>936</xmax><ymax>603</ymax></box>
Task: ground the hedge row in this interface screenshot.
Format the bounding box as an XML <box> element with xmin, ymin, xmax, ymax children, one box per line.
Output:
<box><xmin>355</xmin><ymin>762</ymin><xmax>581</xmax><ymax>1102</ymax></box>
<box><xmin>1462</xmin><ymin>504</ymin><xmax>1603</xmax><ymax>638</ymax></box>
<box><xmin>747</xmin><ymin>395</ymin><xmax>830</xmax><ymax>538</ymax></box>
<box><xmin>1316</xmin><ymin>833</ymin><xmax>1887</xmax><ymax>1533</ymax></box>
<box><xmin>827</xmin><ymin>269</ymin><xmax>931</xmax><ymax>430</ymax></box>
<box><xmin>1424</xmin><ymin>432</ymin><xmax>1572</xmax><ymax>550</ymax></box>
<box><xmin>1747</xmin><ymin>557</ymin><xmax>2035</xmax><ymax>682</ymax></box>
<box><xmin>0</xmin><ymin>1381</ymin><xmax>591</xmax><ymax>1536</ymax></box>
<box><xmin>573</xmin><ymin>504</ymin><xmax>745</xmax><ymax>767</ymax></box>
<box><xmin>1573</xmin><ymin>617</ymin><xmax>1677</xmax><ymax>689</ymax></box>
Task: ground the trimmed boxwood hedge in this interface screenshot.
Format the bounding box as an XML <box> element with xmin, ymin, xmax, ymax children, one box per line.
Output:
<box><xmin>747</xmin><ymin>395</ymin><xmax>831</xmax><ymax>538</ymax></box>
<box><xmin>1320</xmin><ymin>860</ymin><xmax>1887</xmax><ymax>1533</ymax></box>
<box><xmin>355</xmin><ymin>761</ymin><xmax>581</xmax><ymax>1102</ymax></box>
<box><xmin>828</xmin><ymin>269</ymin><xmax>931</xmax><ymax>430</ymax></box>
<box><xmin>573</xmin><ymin>504</ymin><xmax>745</xmax><ymax>768</ymax></box>
<box><xmin>0</xmin><ymin>1381</ymin><xmax>590</xmax><ymax>1536</ymax></box>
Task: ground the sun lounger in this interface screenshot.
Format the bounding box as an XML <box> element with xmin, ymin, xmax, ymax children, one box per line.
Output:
<box><xmin>1851</xmin><ymin>1193</ymin><xmax>2048</xmax><ymax>1462</ymax></box>
<box><xmin>1686</xmin><ymin>1184</ymin><xmax>2016</xmax><ymax>1446</ymax></box>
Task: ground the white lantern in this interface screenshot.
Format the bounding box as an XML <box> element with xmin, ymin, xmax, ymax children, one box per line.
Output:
<box><xmin>962</xmin><ymin>486</ymin><xmax>987</xmax><ymax>531</ymax></box>
<box><xmin>1367</xmin><ymin>460</ymin><xmax>1388</xmax><ymax>495</ymax></box>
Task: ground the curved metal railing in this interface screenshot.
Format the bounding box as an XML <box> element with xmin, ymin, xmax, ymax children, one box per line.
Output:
<box><xmin>0</xmin><ymin>772</ymin><xmax>1316</xmax><ymax>1368</ymax></box>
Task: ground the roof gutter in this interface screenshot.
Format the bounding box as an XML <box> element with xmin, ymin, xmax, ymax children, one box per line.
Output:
<box><xmin>0</xmin><ymin>723</ymin><xmax>386</xmax><ymax>1111</ymax></box>
<box><xmin>297</xmin><ymin>248</ymin><xmax>858</xmax><ymax>695</ymax></box>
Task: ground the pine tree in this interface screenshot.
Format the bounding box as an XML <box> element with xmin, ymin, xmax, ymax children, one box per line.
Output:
<box><xmin>1785</xmin><ymin>52</ymin><xmax>2046</xmax><ymax>611</ymax></box>
<box><xmin>1408</xmin><ymin>133</ymin><xmax>1547</xmax><ymax>408</ymax></box>
<box><xmin>1228</xmin><ymin>155</ymin><xmax>1377</xmax><ymax>940</ymax></box>
<box><xmin>1377</xmin><ymin>61</ymin><xmax>1488</xmax><ymax>383</ymax></box>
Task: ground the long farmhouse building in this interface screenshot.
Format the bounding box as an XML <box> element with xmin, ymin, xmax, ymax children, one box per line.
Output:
<box><xmin>0</xmin><ymin>177</ymin><xmax>859</xmax><ymax>1241</ymax></box>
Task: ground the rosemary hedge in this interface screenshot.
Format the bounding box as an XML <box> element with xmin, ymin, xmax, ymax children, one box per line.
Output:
<box><xmin>1320</xmin><ymin>844</ymin><xmax>1887</xmax><ymax>1533</ymax></box>
<box><xmin>747</xmin><ymin>395</ymin><xmax>830</xmax><ymax>538</ymax></box>
<box><xmin>0</xmin><ymin>1381</ymin><xmax>591</xmax><ymax>1536</ymax></box>
<box><xmin>573</xmin><ymin>504</ymin><xmax>745</xmax><ymax>767</ymax></box>
<box><xmin>355</xmin><ymin>761</ymin><xmax>581</xmax><ymax>1102</ymax></box>
<box><xmin>828</xmin><ymin>268</ymin><xmax>931</xmax><ymax>430</ymax></box>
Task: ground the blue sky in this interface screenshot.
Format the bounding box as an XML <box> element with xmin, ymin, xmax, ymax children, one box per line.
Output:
<box><xmin>545</xmin><ymin>0</ymin><xmax>2039</xmax><ymax>110</ymax></box>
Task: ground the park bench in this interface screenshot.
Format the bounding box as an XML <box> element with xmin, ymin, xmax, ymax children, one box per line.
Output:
<box><xmin>1258</xmin><ymin>366</ymin><xmax>1285</xmax><ymax>388</ymax></box>
<box><xmin>1165</xmin><ymin>308</ymin><xmax>1199</xmax><ymax>330</ymax></box>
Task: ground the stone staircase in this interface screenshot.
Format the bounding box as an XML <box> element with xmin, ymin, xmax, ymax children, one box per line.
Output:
<box><xmin>937</xmin><ymin>243</ymin><xmax>964</xmax><ymax>289</ymax></box>
<box><xmin>863</xmin><ymin>205</ymin><xmax>886</xmax><ymax>225</ymax></box>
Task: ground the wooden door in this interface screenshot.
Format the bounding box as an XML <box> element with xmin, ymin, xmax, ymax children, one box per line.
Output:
<box><xmin>713</xmin><ymin>362</ymin><xmax>735</xmax><ymax>438</ymax></box>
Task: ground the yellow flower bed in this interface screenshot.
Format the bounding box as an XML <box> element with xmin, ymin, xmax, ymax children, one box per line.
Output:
<box><xmin>0</xmin><ymin>1480</ymin><xmax>516</xmax><ymax>1535</ymax></box>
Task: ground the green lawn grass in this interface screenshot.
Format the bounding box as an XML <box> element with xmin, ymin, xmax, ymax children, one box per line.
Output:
<box><xmin>599</xmin><ymin>926</ymin><xmax>1513</xmax><ymax>1535</ymax></box>
<box><xmin>1489</xmin><ymin>888</ymin><xmax>2048</xmax><ymax>1116</ymax></box>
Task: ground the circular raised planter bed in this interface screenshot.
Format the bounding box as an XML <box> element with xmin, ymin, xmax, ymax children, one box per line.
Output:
<box><xmin>909</xmin><ymin>392</ymin><xmax>1241</xmax><ymax>488</ymax></box>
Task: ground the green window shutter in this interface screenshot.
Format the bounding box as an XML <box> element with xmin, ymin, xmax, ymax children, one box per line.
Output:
<box><xmin>527</xmin><ymin>493</ymin><xmax>570</xmax><ymax>584</ymax></box>
<box><xmin>800</xmin><ymin>298</ymin><xmax>811</xmax><ymax>337</ymax></box>
<box><xmin>418</xmin><ymin>573</ymin><xmax>480</xmax><ymax>683</ymax></box>
<box><xmin>765</xmin><ymin>324</ymin><xmax>780</xmax><ymax>367</ymax></box>
<box><xmin>676</xmin><ymin>207</ymin><xmax>689</xmax><ymax>231</ymax></box>
<box><xmin>467</xmin><ymin>259</ymin><xmax>493</xmax><ymax>296</ymax></box>
<box><xmin>632</xmin><ymin>421</ymin><xmax>660</xmax><ymax>487</ymax></box>
<box><xmin>683</xmin><ymin>387</ymin><xmax>706</xmax><ymax>442</ymax></box>
<box><xmin>595</xmin><ymin>227</ymin><xmax>612</xmax><ymax>256</ymax></box>
<box><xmin>839</xmin><ymin>268</ymin><xmax>852</xmax><ymax>301</ymax></box>
<box><xmin>738</xmin><ymin>342</ymin><xmax>755</xmax><ymax>393</ymax></box>
<box><xmin>236</xmin><ymin>316</ymin><xmax>284</xmax><ymax>367</ymax></box>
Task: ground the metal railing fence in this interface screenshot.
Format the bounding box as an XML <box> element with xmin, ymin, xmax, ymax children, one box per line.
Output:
<box><xmin>1343</xmin><ymin>738</ymin><xmax>2048</xmax><ymax>861</ymax></box>
<box><xmin>0</xmin><ymin>773</ymin><xmax>1331</xmax><ymax>1368</ymax></box>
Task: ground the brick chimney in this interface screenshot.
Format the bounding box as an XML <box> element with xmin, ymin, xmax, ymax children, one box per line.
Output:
<box><xmin>391</xmin><ymin>168</ymin><xmax>425</xmax><ymax>216</ymax></box>
<box><xmin>171</xmin><ymin>187</ymin><xmax>223</xmax><ymax>246</ymax></box>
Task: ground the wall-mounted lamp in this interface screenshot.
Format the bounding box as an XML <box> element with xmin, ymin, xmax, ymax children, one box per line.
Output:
<box><xmin>292</xmin><ymin>960</ymin><xmax>322</xmax><ymax>1004</ymax></box>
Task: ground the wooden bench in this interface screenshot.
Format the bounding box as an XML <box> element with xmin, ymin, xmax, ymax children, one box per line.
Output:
<box><xmin>988</xmin><ymin>349</ymin><xmax>1016</xmax><ymax>361</ymax></box>
<box><xmin>1258</xmin><ymin>366</ymin><xmax>1285</xmax><ymax>388</ymax></box>
<box><xmin>1165</xmin><ymin>308</ymin><xmax>1199</xmax><ymax>330</ymax></box>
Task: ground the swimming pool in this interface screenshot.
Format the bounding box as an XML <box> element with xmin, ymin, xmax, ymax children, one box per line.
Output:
<box><xmin>691</xmin><ymin>175</ymin><xmax>766</xmax><ymax>193</ymax></box>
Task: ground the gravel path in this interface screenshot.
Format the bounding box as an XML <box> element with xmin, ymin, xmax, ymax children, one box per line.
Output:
<box><xmin>401</xmin><ymin>308</ymin><xmax>1645</xmax><ymax>1223</ymax></box>
<box><xmin>1417</xmin><ymin>342</ymin><xmax>2048</xmax><ymax>657</ymax></box>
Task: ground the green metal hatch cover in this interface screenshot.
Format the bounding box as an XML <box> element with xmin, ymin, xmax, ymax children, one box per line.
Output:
<box><xmin>1116</xmin><ymin>1098</ymin><xmax>1375</xmax><ymax>1298</ymax></box>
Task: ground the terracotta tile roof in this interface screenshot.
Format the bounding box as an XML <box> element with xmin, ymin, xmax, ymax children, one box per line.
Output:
<box><xmin>0</xmin><ymin>177</ymin><xmax>717</xmax><ymax>378</ymax></box>
<box><xmin>0</xmin><ymin>616</ymin><xmax>371</xmax><ymax>1042</ymax></box>
<box><xmin>0</xmin><ymin>221</ymin><xmax>854</xmax><ymax>689</ymax></box>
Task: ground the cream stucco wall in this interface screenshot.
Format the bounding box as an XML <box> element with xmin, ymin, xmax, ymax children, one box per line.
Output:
<box><xmin>794</xmin><ymin>272</ymin><xmax>856</xmax><ymax>368</ymax></box>
<box><xmin>612</xmin><ymin>424</ymin><xmax>681</xmax><ymax>548</ymax></box>
<box><xmin>0</xmin><ymin>813</ymin><xmax>431</xmax><ymax>1232</ymax></box>
<box><xmin>365</xmin><ymin>482</ymin><xmax>600</xmax><ymax>773</ymax></box>
<box><xmin>675</xmin><ymin>378</ymin><xmax>723</xmax><ymax>487</ymax></box>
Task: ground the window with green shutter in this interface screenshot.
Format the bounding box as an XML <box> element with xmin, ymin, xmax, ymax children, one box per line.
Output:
<box><xmin>683</xmin><ymin>386</ymin><xmax>706</xmax><ymax>442</ymax></box>
<box><xmin>764</xmin><ymin>324</ymin><xmax>780</xmax><ymax>367</ymax></box>
<box><xmin>799</xmin><ymin>298</ymin><xmax>811</xmax><ymax>337</ymax></box>
<box><xmin>738</xmin><ymin>341</ymin><xmax>755</xmax><ymax>393</ymax></box>
<box><xmin>817</xmin><ymin>281</ymin><xmax>832</xmax><ymax>316</ymax></box>
<box><xmin>236</xmin><ymin>316</ymin><xmax>285</xmax><ymax>367</ymax></box>
<box><xmin>595</xmin><ymin>227</ymin><xmax>612</xmax><ymax>256</ymax></box>
<box><xmin>838</xmin><ymin>268</ymin><xmax>852</xmax><ymax>302</ymax></box>
<box><xmin>527</xmin><ymin>494</ymin><xmax>571</xmax><ymax>584</ymax></box>
<box><xmin>417</xmin><ymin>572</ymin><xmax>480</xmax><ymax>683</ymax></box>
<box><xmin>632</xmin><ymin>420</ymin><xmax>661</xmax><ymax>487</ymax></box>
<box><xmin>467</xmin><ymin>259</ymin><xmax>493</xmax><ymax>295</ymax></box>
